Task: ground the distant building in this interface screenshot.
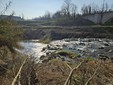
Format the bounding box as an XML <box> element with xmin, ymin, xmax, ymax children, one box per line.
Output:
<box><xmin>0</xmin><ymin>15</ymin><xmax>24</xmax><ymax>21</ymax></box>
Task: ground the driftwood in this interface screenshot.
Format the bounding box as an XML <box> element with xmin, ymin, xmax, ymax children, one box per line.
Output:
<box><xmin>64</xmin><ymin>61</ymin><xmax>84</xmax><ymax>85</ymax></box>
<box><xmin>11</xmin><ymin>58</ymin><xmax>27</xmax><ymax>85</ymax></box>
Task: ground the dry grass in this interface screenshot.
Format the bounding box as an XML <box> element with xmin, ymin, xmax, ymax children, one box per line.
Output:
<box><xmin>36</xmin><ymin>59</ymin><xmax>113</xmax><ymax>85</ymax></box>
<box><xmin>36</xmin><ymin>59</ymin><xmax>70</xmax><ymax>85</ymax></box>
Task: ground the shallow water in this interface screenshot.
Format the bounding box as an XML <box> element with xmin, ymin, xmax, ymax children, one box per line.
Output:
<box><xmin>19</xmin><ymin>38</ymin><xmax>113</xmax><ymax>60</ymax></box>
<box><xmin>19</xmin><ymin>40</ymin><xmax>47</xmax><ymax>58</ymax></box>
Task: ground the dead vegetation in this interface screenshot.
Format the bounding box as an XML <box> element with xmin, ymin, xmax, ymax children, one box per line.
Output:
<box><xmin>0</xmin><ymin>47</ymin><xmax>38</xmax><ymax>85</ymax></box>
<box><xmin>36</xmin><ymin>58</ymin><xmax>113</xmax><ymax>85</ymax></box>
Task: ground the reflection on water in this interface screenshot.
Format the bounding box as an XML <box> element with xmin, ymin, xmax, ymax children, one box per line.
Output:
<box><xmin>19</xmin><ymin>40</ymin><xmax>47</xmax><ymax>59</ymax></box>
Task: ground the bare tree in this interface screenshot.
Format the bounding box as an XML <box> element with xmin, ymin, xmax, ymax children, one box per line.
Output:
<box><xmin>81</xmin><ymin>4</ymin><xmax>98</xmax><ymax>15</ymax></box>
<box><xmin>71</xmin><ymin>3</ymin><xmax>77</xmax><ymax>18</ymax></box>
<box><xmin>81</xmin><ymin>1</ymin><xmax>112</xmax><ymax>15</ymax></box>
<box><xmin>81</xmin><ymin>4</ymin><xmax>89</xmax><ymax>15</ymax></box>
<box><xmin>52</xmin><ymin>11</ymin><xmax>62</xmax><ymax>18</ymax></box>
<box><xmin>0</xmin><ymin>0</ymin><xmax>12</xmax><ymax>15</ymax></box>
<box><xmin>44</xmin><ymin>11</ymin><xmax>51</xmax><ymax>19</ymax></box>
<box><xmin>105</xmin><ymin>3</ymin><xmax>109</xmax><ymax>12</ymax></box>
<box><xmin>61</xmin><ymin>0</ymin><xmax>72</xmax><ymax>17</ymax></box>
<box><xmin>110</xmin><ymin>4</ymin><xmax>113</xmax><ymax>11</ymax></box>
<box><xmin>99</xmin><ymin>0</ymin><xmax>106</xmax><ymax>24</ymax></box>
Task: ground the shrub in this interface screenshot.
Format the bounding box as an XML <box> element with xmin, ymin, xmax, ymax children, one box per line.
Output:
<box><xmin>0</xmin><ymin>19</ymin><xmax>23</xmax><ymax>53</ymax></box>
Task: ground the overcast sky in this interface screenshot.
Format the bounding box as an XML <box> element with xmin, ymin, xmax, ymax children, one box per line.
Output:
<box><xmin>3</xmin><ymin>0</ymin><xmax>113</xmax><ymax>19</ymax></box>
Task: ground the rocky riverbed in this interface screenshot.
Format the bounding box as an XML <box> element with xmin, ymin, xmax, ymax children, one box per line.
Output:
<box><xmin>43</xmin><ymin>38</ymin><xmax>113</xmax><ymax>58</ymax></box>
<box><xmin>19</xmin><ymin>38</ymin><xmax>113</xmax><ymax>63</ymax></box>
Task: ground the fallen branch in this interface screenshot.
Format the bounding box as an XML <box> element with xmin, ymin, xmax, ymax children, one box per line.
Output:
<box><xmin>11</xmin><ymin>58</ymin><xmax>27</xmax><ymax>85</ymax></box>
<box><xmin>64</xmin><ymin>62</ymin><xmax>72</xmax><ymax>70</ymax></box>
<box><xmin>64</xmin><ymin>61</ymin><xmax>84</xmax><ymax>85</ymax></box>
<box><xmin>85</xmin><ymin>66</ymin><xmax>99</xmax><ymax>85</ymax></box>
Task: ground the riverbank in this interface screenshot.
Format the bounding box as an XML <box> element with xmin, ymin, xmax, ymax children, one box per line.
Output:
<box><xmin>23</xmin><ymin>26</ymin><xmax>113</xmax><ymax>42</ymax></box>
<box><xmin>36</xmin><ymin>56</ymin><xmax>113</xmax><ymax>85</ymax></box>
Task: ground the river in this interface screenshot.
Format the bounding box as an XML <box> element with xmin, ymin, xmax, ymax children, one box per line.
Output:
<box><xmin>19</xmin><ymin>40</ymin><xmax>47</xmax><ymax>60</ymax></box>
<box><xmin>19</xmin><ymin>38</ymin><xmax>113</xmax><ymax>61</ymax></box>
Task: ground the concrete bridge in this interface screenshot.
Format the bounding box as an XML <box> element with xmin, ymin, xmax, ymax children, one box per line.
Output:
<box><xmin>82</xmin><ymin>11</ymin><xmax>113</xmax><ymax>24</ymax></box>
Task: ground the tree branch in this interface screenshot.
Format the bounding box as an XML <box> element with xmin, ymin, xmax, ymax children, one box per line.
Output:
<box><xmin>85</xmin><ymin>66</ymin><xmax>99</xmax><ymax>85</ymax></box>
<box><xmin>64</xmin><ymin>61</ymin><xmax>84</xmax><ymax>85</ymax></box>
<box><xmin>11</xmin><ymin>58</ymin><xmax>27</xmax><ymax>85</ymax></box>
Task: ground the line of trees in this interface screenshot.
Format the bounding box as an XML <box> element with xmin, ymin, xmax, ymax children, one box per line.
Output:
<box><xmin>34</xmin><ymin>0</ymin><xmax>78</xmax><ymax>20</ymax></box>
<box><xmin>34</xmin><ymin>0</ymin><xmax>113</xmax><ymax>20</ymax></box>
<box><xmin>81</xmin><ymin>1</ymin><xmax>113</xmax><ymax>15</ymax></box>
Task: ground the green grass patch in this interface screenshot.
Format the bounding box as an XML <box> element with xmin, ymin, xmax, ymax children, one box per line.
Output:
<box><xmin>82</xmin><ymin>56</ymin><xmax>96</xmax><ymax>61</ymax></box>
<box><xmin>57</xmin><ymin>50</ymin><xmax>81</xmax><ymax>59</ymax></box>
